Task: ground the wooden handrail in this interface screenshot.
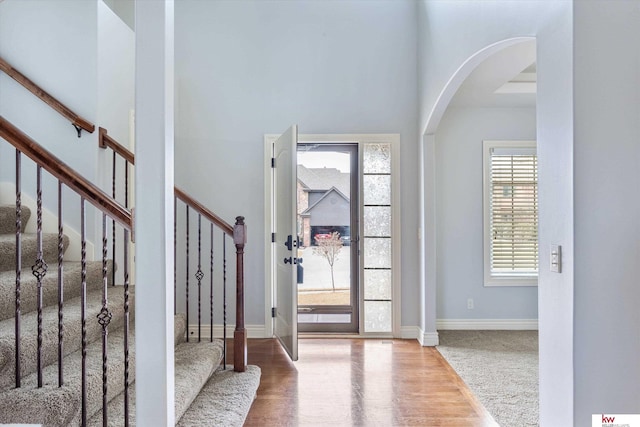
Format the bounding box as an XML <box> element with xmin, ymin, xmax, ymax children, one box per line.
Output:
<box><xmin>0</xmin><ymin>116</ymin><xmax>131</xmax><ymax>230</ymax></box>
<box><xmin>99</xmin><ymin>127</ymin><xmax>135</xmax><ymax>164</ymax></box>
<box><xmin>97</xmin><ymin>133</ymin><xmax>233</xmax><ymax>235</ymax></box>
<box><xmin>99</xmin><ymin>127</ymin><xmax>245</xmax><ymax>371</ymax></box>
<box><xmin>0</xmin><ymin>56</ymin><xmax>95</xmax><ymax>136</ymax></box>
<box><xmin>174</xmin><ymin>187</ymin><xmax>234</xmax><ymax>236</ymax></box>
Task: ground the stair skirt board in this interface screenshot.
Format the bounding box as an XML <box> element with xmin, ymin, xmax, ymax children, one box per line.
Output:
<box><xmin>186</xmin><ymin>324</ymin><xmax>265</xmax><ymax>340</ymax></box>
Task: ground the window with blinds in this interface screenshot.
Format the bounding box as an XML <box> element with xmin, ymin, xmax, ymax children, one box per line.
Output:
<box><xmin>483</xmin><ymin>141</ymin><xmax>538</xmax><ymax>286</ymax></box>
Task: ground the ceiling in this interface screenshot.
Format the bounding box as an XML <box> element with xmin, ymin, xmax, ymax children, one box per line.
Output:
<box><xmin>449</xmin><ymin>40</ymin><xmax>537</xmax><ymax>108</ymax></box>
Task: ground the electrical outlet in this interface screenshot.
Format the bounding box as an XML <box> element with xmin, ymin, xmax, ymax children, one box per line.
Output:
<box><xmin>467</xmin><ymin>298</ymin><xmax>474</xmax><ymax>310</ymax></box>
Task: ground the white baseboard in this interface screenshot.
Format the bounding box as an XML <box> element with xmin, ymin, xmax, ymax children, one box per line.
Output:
<box><xmin>399</xmin><ymin>325</ymin><xmax>420</xmax><ymax>340</ymax></box>
<box><xmin>437</xmin><ymin>319</ymin><xmax>538</xmax><ymax>330</ymax></box>
<box><xmin>187</xmin><ymin>324</ymin><xmax>266</xmax><ymax>340</ymax></box>
<box><xmin>417</xmin><ymin>328</ymin><xmax>439</xmax><ymax>346</ymax></box>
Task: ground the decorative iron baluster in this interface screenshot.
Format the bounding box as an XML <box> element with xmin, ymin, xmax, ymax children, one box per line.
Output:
<box><xmin>80</xmin><ymin>198</ymin><xmax>87</xmax><ymax>426</ymax></box>
<box><xmin>15</xmin><ymin>149</ymin><xmax>22</xmax><ymax>388</ymax></box>
<box><xmin>222</xmin><ymin>234</ymin><xmax>227</xmax><ymax>369</ymax></box>
<box><xmin>57</xmin><ymin>181</ymin><xmax>64</xmax><ymax>387</ymax></box>
<box><xmin>111</xmin><ymin>151</ymin><xmax>116</xmax><ymax>287</ymax></box>
<box><xmin>185</xmin><ymin>205</ymin><xmax>190</xmax><ymax>342</ymax></box>
<box><xmin>98</xmin><ymin>213</ymin><xmax>112</xmax><ymax>426</ymax></box>
<box><xmin>196</xmin><ymin>214</ymin><xmax>203</xmax><ymax>342</ymax></box>
<box><xmin>210</xmin><ymin>223</ymin><xmax>214</xmax><ymax>343</ymax></box>
<box><xmin>111</xmin><ymin>151</ymin><xmax>116</xmax><ymax>286</ymax></box>
<box><xmin>123</xmin><ymin>228</ymin><xmax>130</xmax><ymax>427</ymax></box>
<box><xmin>32</xmin><ymin>165</ymin><xmax>48</xmax><ymax>388</ymax></box>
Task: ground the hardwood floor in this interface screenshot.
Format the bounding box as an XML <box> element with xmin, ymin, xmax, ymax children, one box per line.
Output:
<box><xmin>242</xmin><ymin>338</ymin><xmax>497</xmax><ymax>427</ymax></box>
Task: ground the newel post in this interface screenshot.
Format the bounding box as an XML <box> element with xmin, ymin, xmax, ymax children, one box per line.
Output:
<box><xmin>233</xmin><ymin>216</ymin><xmax>247</xmax><ymax>372</ymax></box>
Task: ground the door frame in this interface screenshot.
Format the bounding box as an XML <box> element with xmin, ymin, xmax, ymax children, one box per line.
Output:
<box><xmin>264</xmin><ymin>133</ymin><xmax>401</xmax><ymax>338</ymax></box>
<box><xmin>297</xmin><ymin>142</ymin><xmax>359</xmax><ymax>333</ymax></box>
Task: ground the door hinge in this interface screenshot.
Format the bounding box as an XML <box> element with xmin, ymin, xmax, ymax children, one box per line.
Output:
<box><xmin>271</xmin><ymin>157</ymin><xmax>276</xmax><ymax>168</ymax></box>
<box><xmin>271</xmin><ymin>307</ymin><xmax>277</xmax><ymax>318</ymax></box>
<box><xmin>271</xmin><ymin>232</ymin><xmax>276</xmax><ymax>243</ymax></box>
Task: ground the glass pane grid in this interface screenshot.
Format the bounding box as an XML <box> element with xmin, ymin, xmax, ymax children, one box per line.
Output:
<box><xmin>362</xmin><ymin>142</ymin><xmax>392</xmax><ymax>333</ymax></box>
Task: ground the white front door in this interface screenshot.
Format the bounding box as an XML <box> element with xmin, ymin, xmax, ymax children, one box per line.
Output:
<box><xmin>272</xmin><ymin>125</ymin><xmax>298</xmax><ymax>361</ymax></box>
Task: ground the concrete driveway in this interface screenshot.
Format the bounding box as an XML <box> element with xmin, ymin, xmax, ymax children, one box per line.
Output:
<box><xmin>297</xmin><ymin>247</ymin><xmax>351</xmax><ymax>291</ymax></box>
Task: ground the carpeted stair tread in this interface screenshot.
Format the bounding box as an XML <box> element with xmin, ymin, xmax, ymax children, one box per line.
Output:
<box><xmin>174</xmin><ymin>313</ymin><xmax>187</xmax><ymax>346</ymax></box>
<box><xmin>0</xmin><ymin>260</ymin><xmax>114</xmax><ymax>321</ymax></box>
<box><xmin>0</xmin><ymin>205</ymin><xmax>31</xmax><ymax>234</ymax></box>
<box><xmin>177</xmin><ymin>365</ymin><xmax>261</xmax><ymax>427</ymax></box>
<box><xmin>174</xmin><ymin>340</ymin><xmax>225</xmax><ymax>422</ymax></box>
<box><xmin>0</xmin><ymin>233</ymin><xmax>70</xmax><ymax>273</ymax></box>
<box><xmin>0</xmin><ymin>286</ymin><xmax>133</xmax><ymax>392</ymax></box>
<box><xmin>0</xmin><ymin>319</ymin><xmax>136</xmax><ymax>427</ymax></box>
<box><xmin>86</xmin><ymin>338</ymin><xmax>224</xmax><ymax>426</ymax></box>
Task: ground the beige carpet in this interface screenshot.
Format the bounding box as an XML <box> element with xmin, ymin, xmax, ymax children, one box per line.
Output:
<box><xmin>177</xmin><ymin>365</ymin><xmax>261</xmax><ymax>427</ymax></box>
<box><xmin>437</xmin><ymin>330</ymin><xmax>538</xmax><ymax>427</ymax></box>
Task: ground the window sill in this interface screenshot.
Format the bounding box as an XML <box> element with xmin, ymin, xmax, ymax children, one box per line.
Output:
<box><xmin>484</xmin><ymin>275</ymin><xmax>538</xmax><ymax>287</ymax></box>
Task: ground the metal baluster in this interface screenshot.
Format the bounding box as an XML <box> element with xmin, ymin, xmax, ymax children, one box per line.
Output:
<box><xmin>111</xmin><ymin>152</ymin><xmax>116</xmax><ymax>287</ymax></box>
<box><xmin>32</xmin><ymin>165</ymin><xmax>48</xmax><ymax>388</ymax></box>
<box><xmin>123</xmin><ymin>228</ymin><xmax>130</xmax><ymax>427</ymax></box>
<box><xmin>80</xmin><ymin>198</ymin><xmax>87</xmax><ymax>426</ymax></box>
<box><xmin>223</xmin><ymin>234</ymin><xmax>227</xmax><ymax>369</ymax></box>
<box><xmin>15</xmin><ymin>150</ymin><xmax>22</xmax><ymax>388</ymax></box>
<box><xmin>98</xmin><ymin>214</ymin><xmax>112</xmax><ymax>427</ymax></box>
<box><xmin>185</xmin><ymin>205</ymin><xmax>189</xmax><ymax>342</ymax></box>
<box><xmin>57</xmin><ymin>181</ymin><xmax>64</xmax><ymax>387</ymax></box>
<box><xmin>210</xmin><ymin>223</ymin><xmax>214</xmax><ymax>343</ymax></box>
<box><xmin>196</xmin><ymin>215</ymin><xmax>203</xmax><ymax>342</ymax></box>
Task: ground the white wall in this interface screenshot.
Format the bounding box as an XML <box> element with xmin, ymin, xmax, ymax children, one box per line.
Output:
<box><xmin>0</xmin><ymin>0</ymin><xmax>98</xmax><ymax>180</ymax></box>
<box><xmin>573</xmin><ymin>1</ymin><xmax>640</xmax><ymax>424</ymax></box>
<box><xmin>174</xmin><ymin>0</ymin><xmax>419</xmax><ymax>327</ymax></box>
<box><xmin>417</xmin><ymin>1</ymin><xmax>574</xmax><ymax>425</ymax></box>
<box><xmin>0</xmin><ymin>0</ymin><xmax>100</xmax><ymax>250</ymax></box>
<box><xmin>0</xmin><ymin>0</ymin><xmax>134</xmax><ymax>260</ymax></box>
<box><xmin>435</xmin><ymin>107</ymin><xmax>537</xmax><ymax>321</ymax></box>
<box><xmin>97</xmin><ymin>1</ymin><xmax>134</xmax><ymax>160</ymax></box>
<box><xmin>102</xmin><ymin>0</ymin><xmax>134</xmax><ymax>31</ymax></box>
<box><xmin>97</xmin><ymin>0</ymin><xmax>135</xmax><ymax>281</ymax></box>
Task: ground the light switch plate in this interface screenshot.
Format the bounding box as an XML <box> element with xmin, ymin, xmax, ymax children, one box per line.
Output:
<box><xmin>550</xmin><ymin>244</ymin><xmax>562</xmax><ymax>273</ymax></box>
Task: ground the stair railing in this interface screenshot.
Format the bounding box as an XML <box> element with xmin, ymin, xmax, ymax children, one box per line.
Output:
<box><xmin>0</xmin><ymin>116</ymin><xmax>132</xmax><ymax>426</ymax></box>
<box><xmin>98</xmin><ymin>128</ymin><xmax>247</xmax><ymax>372</ymax></box>
<box><xmin>0</xmin><ymin>56</ymin><xmax>95</xmax><ymax>137</ymax></box>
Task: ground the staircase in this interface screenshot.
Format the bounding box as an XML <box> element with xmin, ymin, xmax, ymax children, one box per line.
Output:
<box><xmin>0</xmin><ymin>56</ymin><xmax>260</xmax><ymax>426</ymax></box>
<box><xmin>0</xmin><ymin>202</ymin><xmax>259</xmax><ymax>426</ymax></box>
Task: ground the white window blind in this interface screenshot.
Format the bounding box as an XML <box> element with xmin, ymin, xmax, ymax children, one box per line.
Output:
<box><xmin>490</xmin><ymin>147</ymin><xmax>538</xmax><ymax>274</ymax></box>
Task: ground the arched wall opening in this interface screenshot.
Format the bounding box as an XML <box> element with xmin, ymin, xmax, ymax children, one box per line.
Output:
<box><xmin>419</xmin><ymin>37</ymin><xmax>537</xmax><ymax>344</ymax></box>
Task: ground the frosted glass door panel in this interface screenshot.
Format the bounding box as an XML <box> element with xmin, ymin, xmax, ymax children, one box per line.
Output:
<box><xmin>362</xmin><ymin>141</ymin><xmax>393</xmax><ymax>334</ymax></box>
